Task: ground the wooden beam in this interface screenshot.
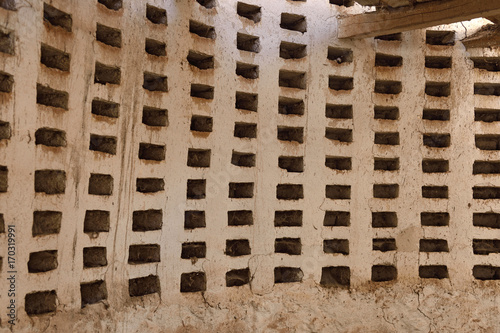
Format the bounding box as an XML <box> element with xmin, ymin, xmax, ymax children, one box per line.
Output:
<box><xmin>339</xmin><ymin>0</ymin><xmax>500</xmax><ymax>39</ymax></box>
<box><xmin>355</xmin><ymin>0</ymin><xmax>381</xmax><ymax>6</ymax></box>
<box><xmin>462</xmin><ymin>24</ymin><xmax>500</xmax><ymax>48</ymax></box>
<box><xmin>486</xmin><ymin>16</ymin><xmax>500</xmax><ymax>24</ymax></box>
<box><xmin>355</xmin><ymin>0</ymin><xmax>412</xmax><ymax>8</ymax></box>
<box><xmin>383</xmin><ymin>0</ymin><xmax>412</xmax><ymax>8</ymax></box>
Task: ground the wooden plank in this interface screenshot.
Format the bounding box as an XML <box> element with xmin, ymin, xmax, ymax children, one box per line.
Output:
<box><xmin>339</xmin><ymin>0</ymin><xmax>500</xmax><ymax>39</ymax></box>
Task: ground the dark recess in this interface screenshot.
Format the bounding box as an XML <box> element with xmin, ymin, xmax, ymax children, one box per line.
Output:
<box><xmin>374</xmin><ymin>106</ymin><xmax>399</xmax><ymax>120</ymax></box>
<box><xmin>237</xmin><ymin>2</ymin><xmax>261</xmax><ymax>23</ymax></box>
<box><xmin>228</xmin><ymin>210</ymin><xmax>253</xmax><ymax>226</ymax></box>
<box><xmin>181</xmin><ymin>242</ymin><xmax>206</xmax><ymax>259</ymax></box>
<box><xmin>326</xmin><ymin>104</ymin><xmax>352</xmax><ymax>119</ymax></box>
<box><xmin>326</xmin><ymin>156</ymin><xmax>351</xmax><ymax>171</ymax></box>
<box><xmin>98</xmin><ymin>0</ymin><xmax>122</xmax><ymax>11</ymax></box>
<box><xmin>323</xmin><ymin>239</ymin><xmax>349</xmax><ymax>255</ymax></box>
<box><xmin>83</xmin><ymin>247</ymin><xmax>107</xmax><ymax>267</ymax></box>
<box><xmin>426</xmin><ymin>30</ymin><xmax>455</xmax><ymax>46</ymax></box>
<box><xmin>419</xmin><ymin>266</ymin><xmax>449</xmax><ymax>279</ymax></box>
<box><xmin>89</xmin><ymin>134</ymin><xmax>117</xmax><ymax>155</ymax></box>
<box><xmin>373</xmin><ymin>239</ymin><xmax>396</xmax><ymax>252</ymax></box>
<box><xmin>189</xmin><ymin>20</ymin><xmax>215</xmax><ymax>39</ymax></box>
<box><xmin>187</xmin><ymin>180</ymin><xmax>206</xmax><ymax>199</ymax></box>
<box><xmin>128</xmin><ymin>244</ymin><xmax>161</xmax><ymax>264</ymax></box>
<box><xmin>84</xmin><ymin>210</ymin><xmax>110</xmax><ymax>233</ymax></box>
<box><xmin>180</xmin><ymin>272</ymin><xmax>206</xmax><ymax>292</ymax></box>
<box><xmin>129</xmin><ymin>275</ymin><xmax>160</xmax><ymax>296</ymax></box>
<box><xmin>280</xmin><ymin>41</ymin><xmax>307</xmax><ymax>60</ymax></box>
<box><xmin>146</xmin><ymin>4</ymin><xmax>167</xmax><ymax>25</ymax></box>
<box><xmin>40</xmin><ymin>44</ymin><xmax>70</xmax><ymax>71</ymax></box>
<box><xmin>323</xmin><ymin>211</ymin><xmax>350</xmax><ymax>227</ymax></box>
<box><xmin>184</xmin><ymin>210</ymin><xmax>206</xmax><ymax>229</ymax></box>
<box><xmin>226</xmin><ymin>268</ymin><xmax>250</xmax><ymax>287</ymax></box>
<box><xmin>142</xmin><ymin>107</ymin><xmax>168</xmax><ymax>127</ymax></box>
<box><xmin>421</xmin><ymin>212</ymin><xmax>449</xmax><ymax>227</ymax></box>
<box><xmin>236</xmin><ymin>62</ymin><xmax>259</xmax><ymax>79</ymax></box>
<box><xmin>225</xmin><ymin>239</ymin><xmax>251</xmax><ymax>256</ymax></box>
<box><xmin>320</xmin><ymin>266</ymin><xmax>350</xmax><ymax>287</ymax></box>
<box><xmin>94</xmin><ymin>62</ymin><xmax>121</xmax><ymax>85</ymax></box>
<box><xmin>327</xmin><ymin>47</ymin><xmax>352</xmax><ymax>63</ymax></box>
<box><xmin>96</xmin><ymin>24</ymin><xmax>121</xmax><ymax>48</ymax></box>
<box><xmin>81</xmin><ymin>280</ymin><xmax>107</xmax><ymax>307</ymax></box>
<box><xmin>44</xmin><ymin>3</ymin><xmax>72</xmax><ymax>32</ymax></box>
<box><xmin>25</xmin><ymin>291</ymin><xmax>57</xmax><ymax>315</ymax></box>
<box><xmin>92</xmin><ymin>99</ymin><xmax>119</xmax><ymax>118</ymax></box>
<box><xmin>231</xmin><ymin>151</ymin><xmax>255</xmax><ymax>167</ymax></box>
<box><xmin>33</xmin><ymin>211</ymin><xmax>62</xmax><ymax>236</ymax></box>
<box><xmin>274</xmin><ymin>267</ymin><xmax>303</xmax><ymax>283</ymax></box>
<box><xmin>371</xmin><ymin>265</ymin><xmax>397</xmax><ymax>282</ymax></box>
<box><xmin>132</xmin><ymin>209</ymin><xmax>163</xmax><ymax>231</ymax></box>
<box><xmin>187</xmin><ymin>51</ymin><xmax>214</xmax><ymax>70</ymax></box>
<box><xmin>275</xmin><ymin>238</ymin><xmax>301</xmax><ymax>255</ymax></box>
<box><xmin>236</xmin><ymin>33</ymin><xmax>260</xmax><ymax>53</ymax></box>
<box><xmin>280</xmin><ymin>13</ymin><xmax>306</xmax><ymax>33</ymax></box>
<box><xmin>275</xmin><ymin>210</ymin><xmax>302</xmax><ymax>227</ymax></box>
<box><xmin>28</xmin><ymin>250</ymin><xmax>58</xmax><ymax>273</ymax></box>
<box><xmin>372</xmin><ymin>212</ymin><xmax>397</xmax><ymax>228</ymax></box>
<box><xmin>326</xmin><ymin>185</ymin><xmax>351</xmax><ymax>200</ymax></box>
<box><xmin>276</xmin><ymin>184</ymin><xmax>303</xmax><ymax>200</ymax></box>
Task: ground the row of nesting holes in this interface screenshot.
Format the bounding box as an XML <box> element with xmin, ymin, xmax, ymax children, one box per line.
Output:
<box><xmin>418</xmin><ymin>33</ymin><xmax>453</xmax><ymax>279</ymax></box>
<box><xmin>35</xmin><ymin>2</ymin><xmax>169</xmax><ymax>187</ymax></box>
<box><xmin>104</xmin><ymin>0</ymin><xmax>169</xmax><ymax>303</ymax></box>
<box><xmin>189</xmin><ymin>0</ymin><xmax>332</xmax><ymax>286</ymax></box>
<box><xmin>472</xmin><ymin>50</ymin><xmax>500</xmax><ymax>252</ymax></box>
<box><xmin>191</xmin><ymin>0</ymin><xmax>307</xmax><ymax>286</ymax></box>
<box><xmin>189</xmin><ymin>0</ymin><xmax>313</xmax><ymax>116</ymax></box>
<box><xmin>471</xmin><ymin>46</ymin><xmax>500</xmax><ymax>281</ymax></box>
<box><xmin>191</xmin><ymin>0</ymin><xmax>357</xmax><ymax>286</ymax></box>
<box><xmin>131</xmin><ymin>3</ymin><xmax>169</xmax><ymax>297</ymax></box>
<box><xmin>25</xmin><ymin>252</ymin><xmax>500</xmax><ymax>317</ymax></box>
<box><xmin>92</xmin><ymin>0</ymin><xmax>169</xmax><ymax>234</ymax></box>
<box><xmin>367</xmin><ymin>30</ymin><xmax>500</xmax><ymax>279</ymax></box>
<box><xmin>32</xmin><ymin>1</ymin><xmax>109</xmax><ymax>315</ymax></box>
<box><xmin>0</xmin><ymin>1</ymin><xmax>69</xmax><ymax>317</ymax></box>
<box><xmin>29</xmin><ymin>4</ymin><xmax>73</xmax><ymax>316</ymax></box>
<box><xmin>0</xmin><ymin>0</ymin><xmax>17</xmax><ymax>282</ymax></box>
<box><xmin>187</xmin><ymin>0</ymin><xmax>258</xmax><ymax>288</ymax></box>
<box><xmin>195</xmin><ymin>0</ymin><xmax>355</xmax><ymax>26</ymax></box>
<box><xmin>186</xmin><ymin>34</ymin><xmax>457</xmax><ymax>111</ymax></box>
<box><xmin>0</xmin><ymin>0</ymin><xmax>12</xmax><ymax>266</ymax></box>
<box><xmin>184</xmin><ymin>0</ymin><xmax>219</xmax><ymax>292</ymax></box>
<box><xmin>0</xmin><ymin>0</ymin><xmax>15</xmax><ymax>252</ymax></box>
<box><xmin>367</xmin><ymin>30</ymin><xmax>454</xmax><ymax>279</ymax></box>
<box><xmin>28</xmin><ymin>210</ymin><xmax>500</xmax><ymax>277</ymax></box>
<box><xmin>471</xmin><ymin>44</ymin><xmax>500</xmax><ymax>257</ymax></box>
<box><xmin>27</xmin><ymin>0</ymin><xmax>169</xmax><ymax>314</ymax></box>
<box><xmin>329</xmin><ymin>32</ymin><xmax>453</xmax><ymax>263</ymax></box>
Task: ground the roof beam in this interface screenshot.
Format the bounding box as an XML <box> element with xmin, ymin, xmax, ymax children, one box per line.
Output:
<box><xmin>339</xmin><ymin>0</ymin><xmax>500</xmax><ymax>39</ymax></box>
<box><xmin>462</xmin><ymin>24</ymin><xmax>500</xmax><ymax>48</ymax></box>
<box><xmin>487</xmin><ymin>16</ymin><xmax>500</xmax><ymax>24</ymax></box>
<box><xmin>355</xmin><ymin>0</ymin><xmax>412</xmax><ymax>8</ymax></box>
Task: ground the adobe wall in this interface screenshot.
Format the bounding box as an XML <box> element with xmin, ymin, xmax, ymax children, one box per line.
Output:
<box><xmin>0</xmin><ymin>0</ymin><xmax>499</xmax><ymax>331</ymax></box>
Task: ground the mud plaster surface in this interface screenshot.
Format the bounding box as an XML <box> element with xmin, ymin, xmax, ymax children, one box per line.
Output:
<box><xmin>8</xmin><ymin>282</ymin><xmax>500</xmax><ymax>332</ymax></box>
<box><xmin>0</xmin><ymin>0</ymin><xmax>499</xmax><ymax>331</ymax></box>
